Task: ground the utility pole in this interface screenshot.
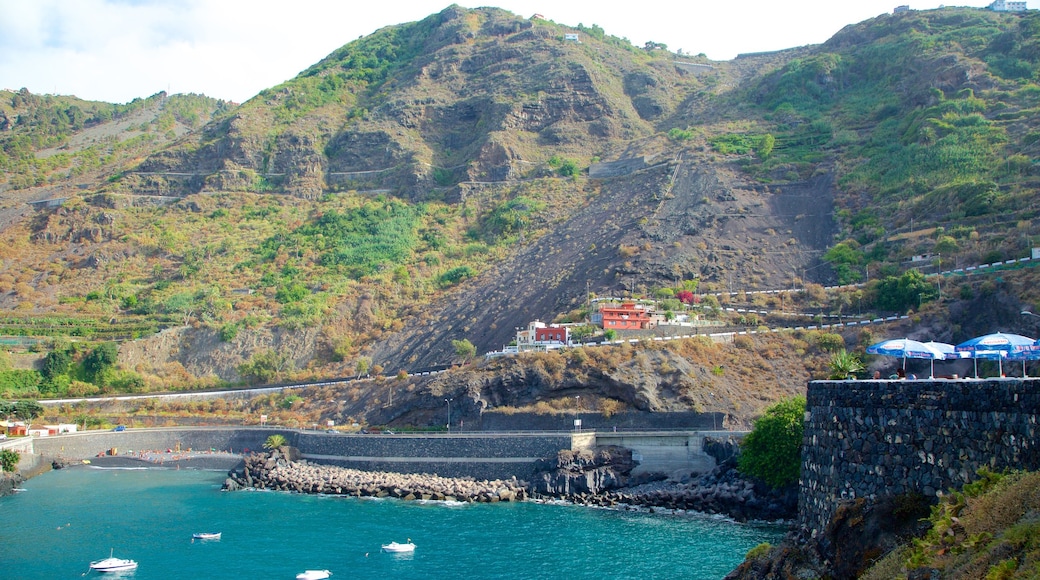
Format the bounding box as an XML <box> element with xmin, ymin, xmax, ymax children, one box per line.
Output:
<box><xmin>936</xmin><ymin>253</ymin><xmax>942</xmax><ymax>300</ymax></box>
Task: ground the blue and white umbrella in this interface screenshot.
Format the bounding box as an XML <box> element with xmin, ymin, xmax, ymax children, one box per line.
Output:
<box><xmin>955</xmin><ymin>332</ymin><xmax>1037</xmax><ymax>377</ymax></box>
<box><xmin>1004</xmin><ymin>338</ymin><xmax>1040</xmax><ymax>377</ymax></box>
<box><xmin>867</xmin><ymin>338</ymin><xmax>950</xmax><ymax>377</ymax></box>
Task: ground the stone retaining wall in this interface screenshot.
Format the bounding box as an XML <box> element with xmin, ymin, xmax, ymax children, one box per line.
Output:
<box><xmin>799</xmin><ymin>379</ymin><xmax>1040</xmax><ymax>536</ymax></box>
<box><xmin>25</xmin><ymin>428</ymin><xmax>577</xmax><ymax>481</ymax></box>
<box><xmin>31</xmin><ymin>427</ymin><xmax>275</xmax><ymax>462</ymax></box>
<box><xmin>479</xmin><ymin>410</ymin><xmax>721</xmax><ymax>432</ymax></box>
<box><xmin>298</xmin><ymin>432</ymin><xmax>577</xmax><ymax>479</ymax></box>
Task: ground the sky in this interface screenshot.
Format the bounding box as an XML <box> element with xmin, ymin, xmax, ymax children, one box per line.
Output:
<box><xmin>0</xmin><ymin>0</ymin><xmax>1021</xmax><ymax>105</ymax></box>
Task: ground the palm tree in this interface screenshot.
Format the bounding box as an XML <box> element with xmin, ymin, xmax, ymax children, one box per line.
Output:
<box><xmin>829</xmin><ymin>350</ymin><xmax>865</xmax><ymax>380</ymax></box>
<box><xmin>263</xmin><ymin>434</ymin><xmax>287</xmax><ymax>450</ymax></box>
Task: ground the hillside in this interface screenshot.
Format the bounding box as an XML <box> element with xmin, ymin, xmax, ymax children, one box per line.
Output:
<box><xmin>1</xmin><ymin>5</ymin><xmax>1040</xmax><ymax>404</ymax></box>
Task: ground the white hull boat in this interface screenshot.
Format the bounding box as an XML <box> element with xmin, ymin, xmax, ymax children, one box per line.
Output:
<box><xmin>89</xmin><ymin>550</ymin><xmax>138</xmax><ymax>573</ymax></box>
<box><xmin>192</xmin><ymin>532</ymin><xmax>221</xmax><ymax>540</ymax></box>
<box><xmin>381</xmin><ymin>541</ymin><xmax>416</xmax><ymax>553</ymax></box>
<box><xmin>296</xmin><ymin>570</ymin><xmax>331</xmax><ymax>580</ymax></box>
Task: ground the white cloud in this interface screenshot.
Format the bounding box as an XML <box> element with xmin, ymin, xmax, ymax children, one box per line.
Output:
<box><xmin>0</xmin><ymin>0</ymin><xmax>1010</xmax><ymax>104</ymax></box>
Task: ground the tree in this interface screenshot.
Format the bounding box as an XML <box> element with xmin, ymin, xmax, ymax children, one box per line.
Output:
<box><xmin>355</xmin><ymin>357</ymin><xmax>370</xmax><ymax>379</ymax></box>
<box><xmin>452</xmin><ymin>339</ymin><xmax>476</xmax><ymax>362</ymax></box>
<box><xmin>603</xmin><ymin>329</ymin><xmax>617</xmax><ymax>341</ymax></box>
<box><xmin>737</xmin><ymin>396</ymin><xmax>806</xmax><ymax>489</ymax></box>
<box><xmin>824</xmin><ymin>242</ymin><xmax>864</xmax><ymax>285</ymax></box>
<box><xmin>238</xmin><ymin>350</ymin><xmax>291</xmax><ymax>385</ymax></box>
<box><xmin>757</xmin><ymin>133</ymin><xmax>775</xmax><ymax>158</ymax></box>
<box><xmin>13</xmin><ymin>400</ymin><xmax>43</xmax><ymax>424</ymax></box>
<box><xmin>874</xmin><ymin>269</ymin><xmax>939</xmax><ymax>312</ymax></box>
<box><xmin>82</xmin><ymin>342</ymin><xmax>118</xmax><ymax>383</ymax></box>
<box><xmin>41</xmin><ymin>347</ymin><xmax>72</xmax><ymax>382</ymax></box>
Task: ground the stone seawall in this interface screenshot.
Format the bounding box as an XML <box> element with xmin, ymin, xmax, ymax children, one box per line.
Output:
<box><xmin>298</xmin><ymin>432</ymin><xmax>576</xmax><ymax>480</ymax></box>
<box><xmin>479</xmin><ymin>410</ymin><xmax>721</xmax><ymax>432</ymax></box>
<box><xmin>799</xmin><ymin>379</ymin><xmax>1040</xmax><ymax>536</ymax></box>
<box><xmin>26</xmin><ymin>428</ymin><xmax>577</xmax><ymax>481</ymax></box>
<box><xmin>31</xmin><ymin>427</ymin><xmax>276</xmax><ymax>464</ymax></box>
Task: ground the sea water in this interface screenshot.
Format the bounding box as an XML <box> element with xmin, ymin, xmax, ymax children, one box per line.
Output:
<box><xmin>0</xmin><ymin>467</ymin><xmax>784</xmax><ymax>580</ymax></box>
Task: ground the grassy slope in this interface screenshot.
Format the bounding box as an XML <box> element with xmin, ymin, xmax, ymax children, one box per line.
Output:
<box><xmin>863</xmin><ymin>470</ymin><xmax>1040</xmax><ymax>580</ymax></box>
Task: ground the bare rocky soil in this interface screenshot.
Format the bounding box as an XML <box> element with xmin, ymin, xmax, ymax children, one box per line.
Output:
<box><xmin>370</xmin><ymin>154</ymin><xmax>837</xmax><ymax>371</ymax></box>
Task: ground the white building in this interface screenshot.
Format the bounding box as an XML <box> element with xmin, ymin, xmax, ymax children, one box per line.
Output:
<box><xmin>988</xmin><ymin>0</ymin><xmax>1028</xmax><ymax>12</ymax></box>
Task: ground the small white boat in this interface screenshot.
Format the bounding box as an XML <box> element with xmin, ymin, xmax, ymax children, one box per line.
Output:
<box><xmin>89</xmin><ymin>549</ymin><xmax>138</xmax><ymax>573</ymax></box>
<box><xmin>296</xmin><ymin>570</ymin><xmax>331</xmax><ymax>580</ymax></box>
<box><xmin>381</xmin><ymin>541</ymin><xmax>416</xmax><ymax>553</ymax></box>
<box><xmin>192</xmin><ymin>532</ymin><xmax>221</xmax><ymax>540</ymax></box>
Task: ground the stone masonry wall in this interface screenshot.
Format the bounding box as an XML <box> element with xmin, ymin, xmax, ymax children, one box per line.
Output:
<box><xmin>27</xmin><ymin>428</ymin><xmax>574</xmax><ymax>481</ymax></box>
<box><xmin>799</xmin><ymin>379</ymin><xmax>1040</xmax><ymax>536</ymax></box>
<box><xmin>298</xmin><ymin>432</ymin><xmax>575</xmax><ymax>480</ymax></box>
<box><xmin>31</xmin><ymin>427</ymin><xmax>275</xmax><ymax>462</ymax></box>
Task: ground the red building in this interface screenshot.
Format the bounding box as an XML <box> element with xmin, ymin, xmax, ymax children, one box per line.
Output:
<box><xmin>598</xmin><ymin>302</ymin><xmax>654</xmax><ymax>330</ymax></box>
<box><xmin>535</xmin><ymin>324</ymin><xmax>569</xmax><ymax>343</ymax></box>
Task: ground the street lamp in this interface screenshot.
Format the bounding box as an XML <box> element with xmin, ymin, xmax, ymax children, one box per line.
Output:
<box><xmin>1022</xmin><ymin>311</ymin><xmax>1040</xmax><ymax>320</ymax></box>
<box><xmin>445</xmin><ymin>398</ymin><xmax>452</xmax><ymax>433</ymax></box>
<box><xmin>574</xmin><ymin>396</ymin><xmax>581</xmax><ymax>432</ymax></box>
<box><xmin>709</xmin><ymin>392</ymin><xmax>717</xmax><ymax>431</ymax></box>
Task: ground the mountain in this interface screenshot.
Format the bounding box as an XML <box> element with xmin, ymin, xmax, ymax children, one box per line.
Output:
<box><xmin>2</xmin><ymin>5</ymin><xmax>1040</xmax><ymax>398</ymax></box>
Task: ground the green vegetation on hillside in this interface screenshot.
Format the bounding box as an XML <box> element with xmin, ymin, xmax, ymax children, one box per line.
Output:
<box><xmin>0</xmin><ymin>90</ymin><xmax>225</xmax><ymax>189</ymax></box>
<box><xmin>864</xmin><ymin>469</ymin><xmax>1040</xmax><ymax>579</ymax></box>
<box><xmin>713</xmin><ymin>8</ymin><xmax>1040</xmax><ymax>280</ymax></box>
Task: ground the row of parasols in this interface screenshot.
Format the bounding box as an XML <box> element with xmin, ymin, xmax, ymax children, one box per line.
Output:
<box><xmin>866</xmin><ymin>333</ymin><xmax>1040</xmax><ymax>378</ymax></box>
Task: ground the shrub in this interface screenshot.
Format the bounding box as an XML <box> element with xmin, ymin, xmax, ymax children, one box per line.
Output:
<box><xmin>220</xmin><ymin>322</ymin><xmax>240</xmax><ymax>342</ymax></box>
<box><xmin>0</xmin><ymin>449</ymin><xmax>19</xmax><ymax>472</ymax></box>
<box><xmin>738</xmin><ymin>396</ymin><xmax>806</xmax><ymax>488</ymax></box>
<box><xmin>438</xmin><ymin>266</ymin><xmax>476</xmax><ymax>287</ymax></box>
<box><xmin>814</xmin><ymin>332</ymin><xmax>846</xmax><ymax>353</ymax></box>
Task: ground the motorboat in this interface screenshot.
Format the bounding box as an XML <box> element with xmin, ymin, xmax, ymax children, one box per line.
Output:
<box><xmin>381</xmin><ymin>541</ymin><xmax>416</xmax><ymax>553</ymax></box>
<box><xmin>296</xmin><ymin>570</ymin><xmax>331</xmax><ymax>580</ymax></box>
<box><xmin>192</xmin><ymin>532</ymin><xmax>221</xmax><ymax>540</ymax></box>
<box><xmin>89</xmin><ymin>549</ymin><xmax>138</xmax><ymax>573</ymax></box>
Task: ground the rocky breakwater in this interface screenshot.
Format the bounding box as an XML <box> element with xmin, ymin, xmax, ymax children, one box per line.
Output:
<box><xmin>589</xmin><ymin>464</ymin><xmax>797</xmax><ymax>522</ymax></box>
<box><xmin>222</xmin><ymin>448</ymin><xmax>527</xmax><ymax>503</ymax></box>
<box><xmin>533</xmin><ymin>442</ymin><xmax>796</xmax><ymax>523</ymax></box>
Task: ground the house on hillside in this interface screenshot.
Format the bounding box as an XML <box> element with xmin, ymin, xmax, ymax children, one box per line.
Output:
<box><xmin>593</xmin><ymin>302</ymin><xmax>655</xmax><ymax>330</ymax></box>
<box><xmin>516</xmin><ymin>320</ymin><xmax>570</xmax><ymax>347</ymax></box>
<box><xmin>988</xmin><ymin>0</ymin><xmax>1028</xmax><ymax>11</ymax></box>
<box><xmin>564</xmin><ymin>33</ymin><xmax>580</xmax><ymax>42</ymax></box>
<box><xmin>893</xmin><ymin>5</ymin><xmax>910</xmax><ymax>13</ymax></box>
<box><xmin>486</xmin><ymin>320</ymin><xmax>572</xmax><ymax>358</ymax></box>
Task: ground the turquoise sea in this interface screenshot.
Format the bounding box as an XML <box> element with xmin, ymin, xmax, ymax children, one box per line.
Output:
<box><xmin>1</xmin><ymin>467</ymin><xmax>784</xmax><ymax>580</ymax></box>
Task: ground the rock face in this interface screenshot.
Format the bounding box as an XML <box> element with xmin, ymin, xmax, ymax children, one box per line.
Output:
<box><xmin>530</xmin><ymin>446</ymin><xmax>635</xmax><ymax>496</ymax></box>
<box><xmin>571</xmin><ymin>455</ymin><xmax>798</xmax><ymax>523</ymax></box>
<box><xmin>223</xmin><ymin>448</ymin><xmax>528</xmax><ymax>503</ymax></box>
<box><xmin>0</xmin><ymin>473</ymin><xmax>25</xmax><ymax>497</ymax></box>
<box><xmin>723</xmin><ymin>494</ymin><xmax>931</xmax><ymax>580</ymax></box>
